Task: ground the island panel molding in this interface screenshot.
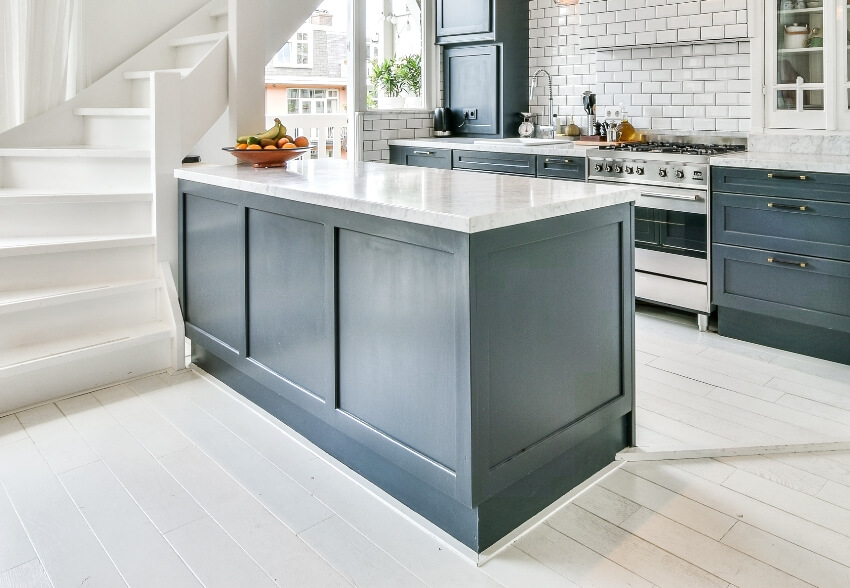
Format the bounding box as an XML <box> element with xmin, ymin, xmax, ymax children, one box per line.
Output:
<box><xmin>176</xmin><ymin>161</ymin><xmax>636</xmax><ymax>552</ymax></box>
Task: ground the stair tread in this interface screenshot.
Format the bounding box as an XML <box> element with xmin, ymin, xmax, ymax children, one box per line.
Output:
<box><xmin>123</xmin><ymin>68</ymin><xmax>192</xmax><ymax>80</ymax></box>
<box><xmin>169</xmin><ymin>32</ymin><xmax>226</xmax><ymax>47</ymax></box>
<box><xmin>0</xmin><ymin>189</ymin><xmax>152</xmax><ymax>203</ymax></box>
<box><xmin>0</xmin><ymin>278</ymin><xmax>161</xmax><ymax>311</ymax></box>
<box><xmin>0</xmin><ymin>234</ymin><xmax>155</xmax><ymax>257</ymax></box>
<box><xmin>0</xmin><ymin>321</ymin><xmax>173</xmax><ymax>375</ymax></box>
<box><xmin>0</xmin><ymin>146</ymin><xmax>150</xmax><ymax>158</ymax></box>
<box><xmin>73</xmin><ymin>107</ymin><xmax>151</xmax><ymax>117</ymax></box>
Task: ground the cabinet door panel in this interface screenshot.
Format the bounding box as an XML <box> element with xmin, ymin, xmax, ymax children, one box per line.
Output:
<box><xmin>452</xmin><ymin>150</ymin><xmax>535</xmax><ymax>175</ymax></box>
<box><xmin>711</xmin><ymin>166</ymin><xmax>850</xmax><ymax>203</ymax></box>
<box><xmin>436</xmin><ymin>0</ymin><xmax>492</xmax><ymax>42</ymax></box>
<box><xmin>389</xmin><ymin>146</ymin><xmax>452</xmax><ymax>169</ymax></box>
<box><xmin>445</xmin><ymin>46</ymin><xmax>498</xmax><ymax>136</ymax></box>
<box><xmin>536</xmin><ymin>156</ymin><xmax>586</xmax><ymax>180</ymax></box>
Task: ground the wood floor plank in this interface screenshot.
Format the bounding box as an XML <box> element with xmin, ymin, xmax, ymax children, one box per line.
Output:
<box><xmin>769</xmin><ymin>355</ymin><xmax>850</xmax><ymax>391</ymax></box>
<box><xmin>665</xmin><ymin>458</ymin><xmax>736</xmax><ymax>485</ymax></box>
<box><xmin>622</xmin><ymin>460</ymin><xmax>850</xmax><ymax>568</ymax></box>
<box><xmin>15</xmin><ymin>404</ymin><xmax>100</xmax><ymax>475</ymax></box>
<box><xmin>183</xmin><ymin>376</ymin><xmax>504</xmax><ymax>588</ymax></box>
<box><xmin>571</xmin><ymin>484</ymin><xmax>642</xmax><ymax>526</ymax></box>
<box><xmin>598</xmin><ymin>469</ymin><xmax>736</xmax><ymax>541</ymax></box>
<box><xmin>0</xmin><ymin>559</ymin><xmax>52</xmax><ymax>588</ymax></box>
<box><xmin>513</xmin><ymin>523</ymin><xmax>653</xmax><ymax>588</ymax></box>
<box><xmin>637</xmin><ymin>364</ymin><xmax>715</xmax><ymax>397</ymax></box>
<box><xmin>0</xmin><ymin>416</ymin><xmax>27</xmax><ymax>447</ymax></box>
<box><xmin>775</xmin><ymin>393</ymin><xmax>850</xmax><ymax>427</ymax></box>
<box><xmin>298</xmin><ymin>515</ymin><xmax>428</xmax><ymax>588</ymax></box>
<box><xmin>816</xmin><ymin>480</ymin><xmax>850</xmax><ymax>510</ymax></box>
<box><xmin>480</xmin><ymin>545</ymin><xmax>580</xmax><ymax>588</ymax></box>
<box><xmin>636</xmin><ymin>425</ymin><xmax>686</xmax><ymax>448</ymax></box>
<box><xmin>131</xmin><ymin>377</ymin><xmax>336</xmax><ymax>535</ymax></box>
<box><xmin>92</xmin><ymin>383</ymin><xmax>194</xmax><ymax>458</ymax></box>
<box><xmin>546</xmin><ymin>504</ymin><xmax>729</xmax><ymax>588</ymax></box>
<box><xmin>767</xmin><ymin>378</ymin><xmax>850</xmax><ymax>413</ymax></box>
<box><xmin>58</xmin><ymin>460</ymin><xmax>201</xmax><ymax>588</ymax></box>
<box><xmin>0</xmin><ymin>439</ymin><xmax>126</xmax><ymax>588</ymax></box>
<box><xmin>55</xmin><ymin>394</ymin><xmax>207</xmax><ymax>534</ymax></box>
<box><xmin>716</xmin><ymin>455</ymin><xmax>828</xmax><ymax>496</ymax></box>
<box><xmin>721</xmin><ymin>522</ymin><xmax>850</xmax><ymax>588</ymax></box>
<box><xmin>619</xmin><ymin>508</ymin><xmax>811</xmax><ymax>588</ymax></box>
<box><xmin>814</xmin><ymin>450</ymin><xmax>850</xmax><ymax>467</ymax></box>
<box><xmin>635</xmin><ymin>350</ymin><xmax>659</xmax><ymax>365</ymax></box>
<box><xmin>636</xmin><ymin>408</ymin><xmax>734</xmax><ymax>447</ymax></box>
<box><xmin>721</xmin><ymin>469</ymin><xmax>850</xmax><ymax>539</ymax></box>
<box><xmin>0</xmin><ymin>483</ymin><xmax>35</xmax><ymax>575</ymax></box>
<box><xmin>705</xmin><ymin>388</ymin><xmax>850</xmax><ymax>439</ymax></box>
<box><xmin>158</xmin><ymin>446</ymin><xmax>351</xmax><ymax>588</ymax></box>
<box><xmin>164</xmin><ymin>516</ymin><xmax>278</xmax><ymax>588</ymax></box>
<box><xmin>647</xmin><ymin>358</ymin><xmax>785</xmax><ymax>403</ymax></box>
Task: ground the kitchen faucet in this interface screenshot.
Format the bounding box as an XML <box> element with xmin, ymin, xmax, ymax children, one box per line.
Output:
<box><xmin>529</xmin><ymin>68</ymin><xmax>554</xmax><ymax>136</ymax></box>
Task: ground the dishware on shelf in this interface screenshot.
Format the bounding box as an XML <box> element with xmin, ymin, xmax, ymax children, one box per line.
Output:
<box><xmin>794</xmin><ymin>0</ymin><xmax>807</xmax><ymax>8</ymax></box>
<box><xmin>222</xmin><ymin>147</ymin><xmax>310</xmax><ymax>168</ymax></box>
<box><xmin>805</xmin><ymin>0</ymin><xmax>822</xmax><ymax>7</ymax></box>
<box><xmin>808</xmin><ymin>28</ymin><xmax>823</xmax><ymax>47</ymax></box>
<box><xmin>784</xmin><ymin>23</ymin><xmax>810</xmax><ymax>49</ymax></box>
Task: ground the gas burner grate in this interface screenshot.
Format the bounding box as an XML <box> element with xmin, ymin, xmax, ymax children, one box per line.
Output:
<box><xmin>599</xmin><ymin>142</ymin><xmax>746</xmax><ymax>156</ymax></box>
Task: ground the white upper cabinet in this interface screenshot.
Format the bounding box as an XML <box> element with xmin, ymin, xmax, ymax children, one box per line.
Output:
<box><xmin>763</xmin><ymin>0</ymin><xmax>850</xmax><ymax>130</ymax></box>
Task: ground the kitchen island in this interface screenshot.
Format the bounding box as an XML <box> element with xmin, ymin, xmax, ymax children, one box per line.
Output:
<box><xmin>174</xmin><ymin>159</ymin><xmax>637</xmax><ymax>553</ymax></box>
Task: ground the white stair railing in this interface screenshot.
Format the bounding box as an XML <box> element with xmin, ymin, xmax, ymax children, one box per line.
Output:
<box><xmin>265</xmin><ymin>113</ymin><xmax>348</xmax><ymax>159</ymax></box>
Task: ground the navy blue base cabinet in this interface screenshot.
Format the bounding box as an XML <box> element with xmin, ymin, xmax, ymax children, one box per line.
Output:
<box><xmin>178</xmin><ymin>179</ymin><xmax>635</xmax><ymax>552</ymax></box>
<box><xmin>712</xmin><ymin>166</ymin><xmax>850</xmax><ymax>365</ymax></box>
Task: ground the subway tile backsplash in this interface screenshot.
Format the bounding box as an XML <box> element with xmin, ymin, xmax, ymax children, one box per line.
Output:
<box><xmin>529</xmin><ymin>0</ymin><xmax>751</xmax><ymax>135</ymax></box>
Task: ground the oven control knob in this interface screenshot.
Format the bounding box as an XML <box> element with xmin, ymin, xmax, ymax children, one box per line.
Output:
<box><xmin>625</xmin><ymin>166</ymin><xmax>634</xmax><ymax>174</ymax></box>
<box><xmin>604</xmin><ymin>164</ymin><xmax>613</xmax><ymax>172</ymax></box>
<box><xmin>635</xmin><ymin>167</ymin><xmax>644</xmax><ymax>175</ymax></box>
<box><xmin>614</xmin><ymin>165</ymin><xmax>623</xmax><ymax>173</ymax></box>
<box><xmin>675</xmin><ymin>169</ymin><xmax>685</xmax><ymax>179</ymax></box>
<box><xmin>658</xmin><ymin>168</ymin><xmax>668</xmax><ymax>178</ymax></box>
<box><xmin>594</xmin><ymin>164</ymin><xmax>603</xmax><ymax>172</ymax></box>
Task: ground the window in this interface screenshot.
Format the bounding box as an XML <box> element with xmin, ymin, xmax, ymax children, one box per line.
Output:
<box><xmin>286</xmin><ymin>89</ymin><xmax>340</xmax><ymax>114</ymax></box>
<box><xmin>273</xmin><ymin>30</ymin><xmax>312</xmax><ymax>68</ymax></box>
<box><xmin>364</xmin><ymin>0</ymin><xmax>424</xmax><ymax>110</ymax></box>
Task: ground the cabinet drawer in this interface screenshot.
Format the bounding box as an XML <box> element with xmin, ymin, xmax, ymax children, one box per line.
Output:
<box><xmin>389</xmin><ymin>146</ymin><xmax>452</xmax><ymax>169</ymax></box>
<box><xmin>712</xmin><ymin>166</ymin><xmax>850</xmax><ymax>204</ymax></box>
<box><xmin>713</xmin><ymin>192</ymin><xmax>850</xmax><ymax>262</ymax></box>
<box><xmin>536</xmin><ymin>156</ymin><xmax>586</xmax><ymax>181</ymax></box>
<box><xmin>452</xmin><ymin>150</ymin><xmax>536</xmax><ymax>176</ymax></box>
<box><xmin>712</xmin><ymin>243</ymin><xmax>850</xmax><ymax>333</ymax></box>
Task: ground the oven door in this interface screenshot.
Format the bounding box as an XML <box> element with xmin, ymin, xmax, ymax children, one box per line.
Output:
<box><xmin>634</xmin><ymin>186</ymin><xmax>707</xmax><ymax>259</ymax></box>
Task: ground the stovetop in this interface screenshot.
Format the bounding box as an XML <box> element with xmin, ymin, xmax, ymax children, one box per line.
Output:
<box><xmin>597</xmin><ymin>142</ymin><xmax>747</xmax><ymax>156</ymax></box>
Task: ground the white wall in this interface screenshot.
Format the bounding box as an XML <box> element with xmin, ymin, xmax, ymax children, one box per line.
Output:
<box><xmin>78</xmin><ymin>0</ymin><xmax>209</xmax><ymax>87</ymax></box>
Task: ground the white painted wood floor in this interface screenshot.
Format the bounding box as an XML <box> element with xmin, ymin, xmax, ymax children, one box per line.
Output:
<box><xmin>1</xmin><ymin>308</ymin><xmax>849</xmax><ymax>587</ymax></box>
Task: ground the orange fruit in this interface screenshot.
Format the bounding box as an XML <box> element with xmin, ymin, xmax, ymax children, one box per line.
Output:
<box><xmin>246</xmin><ymin>144</ymin><xmax>262</xmax><ymax>150</ymax></box>
<box><xmin>293</xmin><ymin>136</ymin><xmax>309</xmax><ymax>148</ymax></box>
<box><xmin>281</xmin><ymin>143</ymin><xmax>297</xmax><ymax>149</ymax></box>
<box><xmin>263</xmin><ymin>145</ymin><xmax>278</xmax><ymax>150</ymax></box>
<box><xmin>276</xmin><ymin>137</ymin><xmax>288</xmax><ymax>148</ymax></box>
<box><xmin>236</xmin><ymin>143</ymin><xmax>248</xmax><ymax>150</ymax></box>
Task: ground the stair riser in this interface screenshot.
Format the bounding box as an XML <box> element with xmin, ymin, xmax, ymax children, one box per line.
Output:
<box><xmin>0</xmin><ymin>288</ymin><xmax>160</xmax><ymax>351</ymax></box>
<box><xmin>0</xmin><ymin>201</ymin><xmax>151</xmax><ymax>238</ymax></box>
<box><xmin>0</xmin><ymin>339</ymin><xmax>172</xmax><ymax>416</ymax></box>
<box><xmin>0</xmin><ymin>244</ymin><xmax>156</xmax><ymax>292</ymax></box>
<box><xmin>1</xmin><ymin>157</ymin><xmax>150</xmax><ymax>192</ymax></box>
<box><xmin>174</xmin><ymin>43</ymin><xmax>216</xmax><ymax>69</ymax></box>
<box><xmin>83</xmin><ymin>117</ymin><xmax>151</xmax><ymax>149</ymax></box>
<box><xmin>130</xmin><ymin>79</ymin><xmax>151</xmax><ymax>108</ymax></box>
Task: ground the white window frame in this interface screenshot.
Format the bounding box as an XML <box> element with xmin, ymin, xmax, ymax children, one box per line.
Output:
<box><xmin>287</xmin><ymin>88</ymin><xmax>341</xmax><ymax>115</ymax></box>
<box><xmin>273</xmin><ymin>28</ymin><xmax>313</xmax><ymax>69</ymax></box>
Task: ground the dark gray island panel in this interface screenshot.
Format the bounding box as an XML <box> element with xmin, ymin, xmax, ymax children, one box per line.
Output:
<box><xmin>178</xmin><ymin>177</ymin><xmax>634</xmax><ymax>552</ymax></box>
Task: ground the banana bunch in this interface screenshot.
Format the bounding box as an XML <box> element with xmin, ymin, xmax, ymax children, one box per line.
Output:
<box><xmin>236</xmin><ymin>118</ymin><xmax>288</xmax><ymax>148</ymax></box>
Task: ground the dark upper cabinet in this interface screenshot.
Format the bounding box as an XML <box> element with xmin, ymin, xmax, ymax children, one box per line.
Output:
<box><xmin>436</xmin><ymin>0</ymin><xmax>492</xmax><ymax>43</ymax></box>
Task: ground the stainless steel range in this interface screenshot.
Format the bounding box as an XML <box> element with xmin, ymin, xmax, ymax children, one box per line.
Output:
<box><xmin>586</xmin><ymin>142</ymin><xmax>746</xmax><ymax>331</ymax></box>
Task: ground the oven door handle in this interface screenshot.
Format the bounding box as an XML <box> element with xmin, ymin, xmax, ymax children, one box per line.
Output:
<box><xmin>640</xmin><ymin>191</ymin><xmax>699</xmax><ymax>202</ymax></box>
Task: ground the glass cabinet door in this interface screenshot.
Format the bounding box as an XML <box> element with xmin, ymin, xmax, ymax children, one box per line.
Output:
<box><xmin>843</xmin><ymin>0</ymin><xmax>850</xmax><ymax>127</ymax></box>
<box><xmin>766</xmin><ymin>0</ymin><xmax>828</xmax><ymax>129</ymax></box>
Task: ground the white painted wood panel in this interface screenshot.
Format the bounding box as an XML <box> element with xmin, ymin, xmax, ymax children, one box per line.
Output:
<box><xmin>571</xmin><ymin>484</ymin><xmax>641</xmax><ymax>526</ymax></box>
<box><xmin>666</xmin><ymin>458</ymin><xmax>736</xmax><ymax>485</ymax></box>
<box><xmin>717</xmin><ymin>455</ymin><xmax>828</xmax><ymax>496</ymax></box>
<box><xmin>767</xmin><ymin>377</ymin><xmax>850</xmax><ymax>412</ymax></box>
<box><xmin>15</xmin><ymin>404</ymin><xmax>100</xmax><ymax>475</ymax></box>
<box><xmin>636</xmin><ymin>408</ymin><xmax>733</xmax><ymax>447</ymax></box>
<box><xmin>0</xmin><ymin>439</ymin><xmax>126</xmax><ymax>587</ymax></box>
<box><xmin>55</xmin><ymin>394</ymin><xmax>206</xmax><ymax>534</ymax></box>
<box><xmin>816</xmin><ymin>480</ymin><xmax>850</xmax><ymax>510</ymax></box>
<box><xmin>58</xmin><ymin>460</ymin><xmax>201</xmax><ymax>587</ymax></box>
<box><xmin>546</xmin><ymin>505</ymin><xmax>729</xmax><ymax>588</ymax></box>
<box><xmin>0</xmin><ymin>416</ymin><xmax>26</xmax><ymax>446</ymax></box>
<box><xmin>647</xmin><ymin>358</ymin><xmax>785</xmax><ymax>403</ymax></box>
<box><xmin>0</xmin><ymin>560</ymin><xmax>52</xmax><ymax>588</ymax></box>
<box><xmin>479</xmin><ymin>545</ymin><xmax>580</xmax><ymax>588</ymax></box>
<box><xmin>637</xmin><ymin>364</ymin><xmax>715</xmax><ymax>396</ymax></box>
<box><xmin>164</xmin><ymin>516</ymin><xmax>278</xmax><ymax>588</ymax></box>
<box><xmin>0</xmin><ymin>485</ymin><xmax>35</xmax><ymax>574</ymax></box>
<box><xmin>775</xmin><ymin>393</ymin><xmax>850</xmax><ymax>427</ymax></box>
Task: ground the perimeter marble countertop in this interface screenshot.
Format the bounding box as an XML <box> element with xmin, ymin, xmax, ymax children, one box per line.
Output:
<box><xmin>710</xmin><ymin>152</ymin><xmax>850</xmax><ymax>175</ymax></box>
<box><xmin>387</xmin><ymin>138</ymin><xmax>594</xmax><ymax>157</ymax></box>
<box><xmin>175</xmin><ymin>159</ymin><xmax>636</xmax><ymax>234</ymax></box>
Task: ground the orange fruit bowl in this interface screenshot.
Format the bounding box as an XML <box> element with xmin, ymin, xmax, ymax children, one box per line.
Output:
<box><xmin>222</xmin><ymin>146</ymin><xmax>310</xmax><ymax>168</ymax></box>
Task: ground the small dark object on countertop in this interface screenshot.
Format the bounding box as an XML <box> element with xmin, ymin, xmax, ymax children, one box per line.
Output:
<box><xmin>182</xmin><ymin>155</ymin><xmax>201</xmax><ymax>164</ymax></box>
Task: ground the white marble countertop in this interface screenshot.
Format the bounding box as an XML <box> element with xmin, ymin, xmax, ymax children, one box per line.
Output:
<box><xmin>175</xmin><ymin>159</ymin><xmax>636</xmax><ymax>233</ymax></box>
<box><xmin>388</xmin><ymin>138</ymin><xmax>594</xmax><ymax>157</ymax></box>
<box><xmin>711</xmin><ymin>152</ymin><xmax>850</xmax><ymax>174</ymax></box>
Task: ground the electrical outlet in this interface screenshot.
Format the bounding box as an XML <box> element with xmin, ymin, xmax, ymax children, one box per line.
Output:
<box><xmin>463</xmin><ymin>108</ymin><xmax>478</xmax><ymax>120</ymax></box>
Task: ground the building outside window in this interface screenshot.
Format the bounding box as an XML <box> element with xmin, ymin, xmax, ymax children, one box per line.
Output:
<box><xmin>286</xmin><ymin>89</ymin><xmax>340</xmax><ymax>114</ymax></box>
<box><xmin>273</xmin><ymin>31</ymin><xmax>312</xmax><ymax>68</ymax></box>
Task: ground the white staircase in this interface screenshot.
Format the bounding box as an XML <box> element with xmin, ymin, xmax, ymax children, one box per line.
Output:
<box><xmin>0</xmin><ymin>2</ymin><xmax>232</xmax><ymax>415</ymax></box>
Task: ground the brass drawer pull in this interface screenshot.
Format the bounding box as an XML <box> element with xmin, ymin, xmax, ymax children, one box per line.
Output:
<box><xmin>767</xmin><ymin>173</ymin><xmax>808</xmax><ymax>181</ymax></box>
<box><xmin>767</xmin><ymin>257</ymin><xmax>808</xmax><ymax>268</ymax></box>
<box><xmin>413</xmin><ymin>150</ymin><xmax>435</xmax><ymax>155</ymax></box>
<box><xmin>544</xmin><ymin>158</ymin><xmax>572</xmax><ymax>164</ymax></box>
<box><xmin>767</xmin><ymin>202</ymin><xmax>808</xmax><ymax>211</ymax></box>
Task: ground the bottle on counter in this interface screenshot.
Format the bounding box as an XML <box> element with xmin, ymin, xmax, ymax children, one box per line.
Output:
<box><xmin>617</xmin><ymin>107</ymin><xmax>636</xmax><ymax>142</ymax></box>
